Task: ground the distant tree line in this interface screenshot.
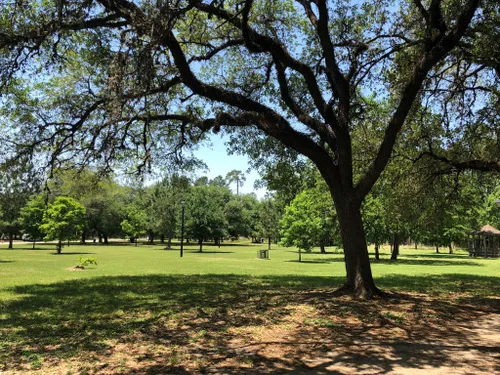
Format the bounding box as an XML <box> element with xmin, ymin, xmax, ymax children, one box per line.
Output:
<box><xmin>0</xmin><ymin>168</ymin><xmax>282</xmax><ymax>253</ymax></box>
<box><xmin>1</xmin><ymin>160</ymin><xmax>499</xmax><ymax>258</ymax></box>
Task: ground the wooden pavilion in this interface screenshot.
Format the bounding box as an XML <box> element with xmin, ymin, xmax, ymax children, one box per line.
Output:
<box><xmin>469</xmin><ymin>225</ymin><xmax>500</xmax><ymax>257</ymax></box>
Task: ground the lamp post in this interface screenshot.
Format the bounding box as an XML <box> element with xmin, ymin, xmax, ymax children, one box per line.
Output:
<box><xmin>180</xmin><ymin>200</ymin><xmax>186</xmax><ymax>258</ymax></box>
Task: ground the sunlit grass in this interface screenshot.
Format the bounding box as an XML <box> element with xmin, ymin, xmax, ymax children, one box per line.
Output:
<box><xmin>0</xmin><ymin>240</ymin><xmax>498</xmax><ymax>300</ymax></box>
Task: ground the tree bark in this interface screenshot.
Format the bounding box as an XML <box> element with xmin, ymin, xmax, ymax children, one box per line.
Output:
<box><xmin>198</xmin><ymin>239</ymin><xmax>203</xmax><ymax>252</ymax></box>
<box><xmin>81</xmin><ymin>230</ymin><xmax>86</xmax><ymax>244</ymax></box>
<box><xmin>391</xmin><ymin>233</ymin><xmax>399</xmax><ymax>261</ymax></box>
<box><xmin>104</xmin><ymin>235</ymin><xmax>109</xmax><ymax>244</ymax></box>
<box><xmin>335</xmin><ymin>202</ymin><xmax>382</xmax><ymax>298</ymax></box>
<box><xmin>8</xmin><ymin>234</ymin><xmax>13</xmax><ymax>249</ymax></box>
<box><xmin>160</xmin><ymin>235</ymin><xmax>165</xmax><ymax>244</ymax></box>
<box><xmin>436</xmin><ymin>244</ymin><xmax>439</xmax><ymax>253</ymax></box>
<box><xmin>320</xmin><ymin>244</ymin><xmax>326</xmax><ymax>253</ymax></box>
<box><xmin>448</xmin><ymin>238</ymin><xmax>453</xmax><ymax>254</ymax></box>
<box><xmin>32</xmin><ymin>241</ymin><xmax>35</xmax><ymax>250</ymax></box>
<box><xmin>375</xmin><ymin>243</ymin><xmax>380</xmax><ymax>260</ymax></box>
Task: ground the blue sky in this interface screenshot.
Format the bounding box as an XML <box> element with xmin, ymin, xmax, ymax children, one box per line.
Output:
<box><xmin>193</xmin><ymin>134</ymin><xmax>267</xmax><ymax>199</ymax></box>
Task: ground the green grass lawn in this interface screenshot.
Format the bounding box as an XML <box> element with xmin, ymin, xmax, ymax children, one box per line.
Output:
<box><xmin>0</xmin><ymin>240</ymin><xmax>498</xmax><ymax>373</ymax></box>
<box><xmin>0</xmin><ymin>240</ymin><xmax>498</xmax><ymax>299</ymax></box>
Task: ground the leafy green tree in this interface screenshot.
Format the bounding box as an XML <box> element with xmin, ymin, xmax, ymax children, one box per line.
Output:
<box><xmin>0</xmin><ymin>0</ymin><xmax>489</xmax><ymax>296</ymax></box>
<box><xmin>149</xmin><ymin>174</ymin><xmax>190</xmax><ymax>248</ymax></box>
<box><xmin>225</xmin><ymin>194</ymin><xmax>258</xmax><ymax>239</ymax></box>
<box><xmin>186</xmin><ymin>185</ymin><xmax>229</xmax><ymax>252</ymax></box>
<box><xmin>226</xmin><ymin>170</ymin><xmax>246</xmax><ymax>195</ymax></box>
<box><xmin>20</xmin><ymin>194</ymin><xmax>46</xmax><ymax>249</ymax></box>
<box><xmin>0</xmin><ymin>163</ymin><xmax>41</xmax><ymax>248</ymax></box>
<box><xmin>258</xmin><ymin>196</ymin><xmax>283</xmax><ymax>250</ymax></box>
<box><xmin>362</xmin><ymin>194</ymin><xmax>388</xmax><ymax>260</ymax></box>
<box><xmin>210</xmin><ymin>175</ymin><xmax>229</xmax><ymax>188</ymax></box>
<box><xmin>40</xmin><ymin>197</ymin><xmax>86</xmax><ymax>254</ymax></box>
<box><xmin>280</xmin><ymin>180</ymin><xmax>337</xmax><ymax>259</ymax></box>
<box><xmin>47</xmin><ymin>170</ymin><xmax>127</xmax><ymax>243</ymax></box>
<box><xmin>121</xmin><ymin>205</ymin><xmax>148</xmax><ymax>247</ymax></box>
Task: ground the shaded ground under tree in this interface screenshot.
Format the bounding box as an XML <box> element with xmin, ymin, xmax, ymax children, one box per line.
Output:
<box><xmin>0</xmin><ymin>273</ymin><xmax>498</xmax><ymax>374</ymax></box>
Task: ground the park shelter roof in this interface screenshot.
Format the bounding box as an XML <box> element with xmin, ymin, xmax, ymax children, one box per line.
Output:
<box><xmin>475</xmin><ymin>225</ymin><xmax>500</xmax><ymax>236</ymax></box>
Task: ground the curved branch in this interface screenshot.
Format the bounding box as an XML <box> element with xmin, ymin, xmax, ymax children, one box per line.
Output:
<box><xmin>190</xmin><ymin>0</ymin><xmax>341</xmax><ymax>131</ymax></box>
<box><xmin>355</xmin><ymin>0</ymin><xmax>480</xmax><ymax>201</ymax></box>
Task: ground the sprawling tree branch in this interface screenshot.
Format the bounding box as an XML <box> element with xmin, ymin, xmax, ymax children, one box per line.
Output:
<box><xmin>355</xmin><ymin>0</ymin><xmax>480</xmax><ymax>201</ymax></box>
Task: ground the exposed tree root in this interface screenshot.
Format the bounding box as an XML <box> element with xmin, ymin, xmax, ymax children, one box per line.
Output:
<box><xmin>333</xmin><ymin>283</ymin><xmax>389</xmax><ymax>299</ymax></box>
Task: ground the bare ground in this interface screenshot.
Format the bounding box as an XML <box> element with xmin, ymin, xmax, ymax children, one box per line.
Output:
<box><xmin>4</xmin><ymin>291</ymin><xmax>498</xmax><ymax>375</ymax></box>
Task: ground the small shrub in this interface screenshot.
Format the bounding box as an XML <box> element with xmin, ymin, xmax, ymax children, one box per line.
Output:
<box><xmin>76</xmin><ymin>256</ymin><xmax>98</xmax><ymax>269</ymax></box>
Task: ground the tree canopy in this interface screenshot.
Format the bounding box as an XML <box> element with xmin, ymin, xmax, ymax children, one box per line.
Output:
<box><xmin>40</xmin><ymin>196</ymin><xmax>87</xmax><ymax>253</ymax></box>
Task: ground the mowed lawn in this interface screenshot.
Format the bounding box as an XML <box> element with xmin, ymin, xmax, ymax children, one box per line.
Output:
<box><xmin>0</xmin><ymin>240</ymin><xmax>499</xmax><ymax>374</ymax></box>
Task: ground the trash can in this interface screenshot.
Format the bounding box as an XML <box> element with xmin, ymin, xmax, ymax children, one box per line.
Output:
<box><xmin>258</xmin><ymin>249</ymin><xmax>269</xmax><ymax>259</ymax></box>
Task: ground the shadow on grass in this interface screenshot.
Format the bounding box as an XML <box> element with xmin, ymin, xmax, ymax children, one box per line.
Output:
<box><xmin>0</xmin><ymin>260</ymin><xmax>14</xmax><ymax>263</ymax></box>
<box><xmin>287</xmin><ymin>256</ymin><xmax>482</xmax><ymax>267</ymax></box>
<box><xmin>286</xmin><ymin>259</ymin><xmax>334</xmax><ymax>264</ymax></box>
<box><xmin>400</xmin><ymin>253</ymin><xmax>474</xmax><ymax>260</ymax></box>
<box><xmin>185</xmin><ymin>250</ymin><xmax>235</xmax><ymax>254</ymax></box>
<box><xmin>131</xmin><ymin>242</ymin><xmax>258</xmax><ymax>248</ymax></box>
<box><xmin>0</xmin><ymin>273</ymin><xmax>498</xmax><ymax>373</ymax></box>
<box><xmin>50</xmin><ymin>252</ymin><xmax>97</xmax><ymax>255</ymax></box>
<box><xmin>216</xmin><ymin>242</ymin><xmax>260</xmax><ymax>248</ymax></box>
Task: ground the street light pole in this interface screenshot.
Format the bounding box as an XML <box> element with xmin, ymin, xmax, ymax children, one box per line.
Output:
<box><xmin>180</xmin><ymin>201</ymin><xmax>186</xmax><ymax>258</ymax></box>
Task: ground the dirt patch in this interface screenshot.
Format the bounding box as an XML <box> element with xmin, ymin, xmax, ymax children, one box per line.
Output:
<box><xmin>2</xmin><ymin>291</ymin><xmax>498</xmax><ymax>374</ymax></box>
<box><xmin>65</xmin><ymin>266</ymin><xmax>85</xmax><ymax>271</ymax></box>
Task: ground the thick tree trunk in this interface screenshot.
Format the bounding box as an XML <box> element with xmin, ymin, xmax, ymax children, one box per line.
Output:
<box><xmin>415</xmin><ymin>241</ymin><xmax>418</xmax><ymax>249</ymax></box>
<box><xmin>32</xmin><ymin>241</ymin><xmax>36</xmax><ymax>250</ymax></box>
<box><xmin>160</xmin><ymin>235</ymin><xmax>165</xmax><ymax>244</ymax></box>
<box><xmin>8</xmin><ymin>234</ymin><xmax>13</xmax><ymax>249</ymax></box>
<box><xmin>104</xmin><ymin>236</ymin><xmax>109</xmax><ymax>244</ymax></box>
<box><xmin>375</xmin><ymin>243</ymin><xmax>380</xmax><ymax>260</ymax></box>
<box><xmin>98</xmin><ymin>234</ymin><xmax>103</xmax><ymax>243</ymax></box>
<box><xmin>166</xmin><ymin>237</ymin><xmax>172</xmax><ymax>249</ymax></box>
<box><xmin>336</xmin><ymin>203</ymin><xmax>381</xmax><ymax>298</ymax></box>
<box><xmin>198</xmin><ymin>239</ymin><xmax>203</xmax><ymax>252</ymax></box>
<box><xmin>320</xmin><ymin>244</ymin><xmax>326</xmax><ymax>253</ymax></box>
<box><xmin>435</xmin><ymin>244</ymin><xmax>439</xmax><ymax>253</ymax></box>
<box><xmin>448</xmin><ymin>238</ymin><xmax>453</xmax><ymax>254</ymax></box>
<box><xmin>81</xmin><ymin>230</ymin><xmax>86</xmax><ymax>244</ymax></box>
<box><xmin>391</xmin><ymin>233</ymin><xmax>399</xmax><ymax>261</ymax></box>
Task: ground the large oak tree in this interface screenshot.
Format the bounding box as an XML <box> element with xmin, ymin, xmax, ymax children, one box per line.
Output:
<box><xmin>0</xmin><ymin>0</ymin><xmax>495</xmax><ymax>296</ymax></box>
